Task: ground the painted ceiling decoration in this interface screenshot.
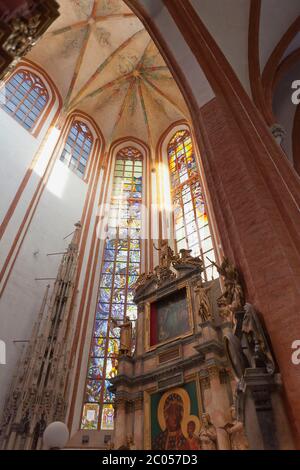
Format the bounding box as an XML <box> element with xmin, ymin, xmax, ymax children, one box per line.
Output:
<box><xmin>27</xmin><ymin>0</ymin><xmax>189</xmax><ymax>148</ymax></box>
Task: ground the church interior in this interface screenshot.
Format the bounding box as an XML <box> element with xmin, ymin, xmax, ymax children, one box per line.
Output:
<box><xmin>0</xmin><ymin>0</ymin><xmax>300</xmax><ymax>451</ymax></box>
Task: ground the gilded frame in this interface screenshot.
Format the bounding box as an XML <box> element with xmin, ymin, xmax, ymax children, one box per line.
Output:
<box><xmin>144</xmin><ymin>282</ymin><xmax>194</xmax><ymax>351</ymax></box>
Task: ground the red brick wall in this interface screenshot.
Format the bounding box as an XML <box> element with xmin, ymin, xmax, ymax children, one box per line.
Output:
<box><xmin>199</xmin><ymin>97</ymin><xmax>300</xmax><ymax>444</ymax></box>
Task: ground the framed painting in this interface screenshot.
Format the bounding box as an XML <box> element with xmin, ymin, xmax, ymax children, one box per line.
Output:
<box><xmin>147</xmin><ymin>286</ymin><xmax>193</xmax><ymax>349</ymax></box>
<box><xmin>146</xmin><ymin>381</ymin><xmax>202</xmax><ymax>450</ymax></box>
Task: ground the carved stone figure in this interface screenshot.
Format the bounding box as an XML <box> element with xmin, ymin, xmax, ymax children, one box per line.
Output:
<box><xmin>199</xmin><ymin>413</ymin><xmax>217</xmax><ymax>450</ymax></box>
<box><xmin>154</xmin><ymin>240</ymin><xmax>175</xmax><ymax>269</ymax></box>
<box><xmin>4</xmin><ymin>15</ymin><xmax>41</xmax><ymax>56</ymax></box>
<box><xmin>136</xmin><ymin>242</ymin><xmax>205</xmax><ymax>291</ymax></box>
<box><xmin>118</xmin><ymin>316</ymin><xmax>132</xmax><ymax>356</ymax></box>
<box><xmin>133</xmin><ymin>273</ymin><xmax>145</xmax><ymax>291</ymax></box>
<box><xmin>242</xmin><ymin>303</ymin><xmax>275</xmax><ymax>374</ymax></box>
<box><xmin>211</xmin><ymin>257</ymin><xmax>244</xmax><ymax>314</ymax></box>
<box><xmin>222</xmin><ymin>406</ymin><xmax>249</xmax><ymax>450</ymax></box>
<box><xmin>133</xmin><ymin>272</ymin><xmax>156</xmax><ymax>293</ymax></box>
<box><xmin>154</xmin><ymin>265</ymin><xmax>176</xmax><ymax>285</ymax></box>
<box><xmin>218</xmin><ymin>302</ymin><xmax>234</xmax><ymax>324</ymax></box>
<box><xmin>173</xmin><ymin>249</ymin><xmax>204</xmax><ymax>270</ymax></box>
<box><xmin>194</xmin><ymin>281</ymin><xmax>212</xmax><ymax>323</ymax></box>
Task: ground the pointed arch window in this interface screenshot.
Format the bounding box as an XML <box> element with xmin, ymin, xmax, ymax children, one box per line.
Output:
<box><xmin>59</xmin><ymin>120</ymin><xmax>93</xmax><ymax>178</ymax></box>
<box><xmin>81</xmin><ymin>146</ymin><xmax>143</xmax><ymax>431</ymax></box>
<box><xmin>168</xmin><ymin>129</ymin><xmax>217</xmax><ymax>280</ymax></box>
<box><xmin>0</xmin><ymin>69</ymin><xmax>49</xmax><ymax>130</ymax></box>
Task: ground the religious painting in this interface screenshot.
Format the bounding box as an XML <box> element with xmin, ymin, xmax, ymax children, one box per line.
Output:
<box><xmin>150</xmin><ymin>382</ymin><xmax>201</xmax><ymax>450</ymax></box>
<box><xmin>101</xmin><ymin>404</ymin><xmax>114</xmax><ymax>430</ymax></box>
<box><xmin>81</xmin><ymin>403</ymin><xmax>99</xmax><ymax>430</ymax></box>
<box><xmin>149</xmin><ymin>288</ymin><xmax>192</xmax><ymax>347</ymax></box>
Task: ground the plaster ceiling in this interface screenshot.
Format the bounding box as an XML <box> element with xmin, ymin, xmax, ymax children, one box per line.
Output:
<box><xmin>27</xmin><ymin>0</ymin><xmax>189</xmax><ymax>148</ymax></box>
<box><xmin>259</xmin><ymin>0</ymin><xmax>300</xmax><ymax>70</ymax></box>
<box><xmin>191</xmin><ymin>0</ymin><xmax>300</xmax><ymax>98</ymax></box>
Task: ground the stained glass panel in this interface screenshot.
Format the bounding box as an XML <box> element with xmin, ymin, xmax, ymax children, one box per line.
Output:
<box><xmin>85</xmin><ymin>380</ymin><xmax>102</xmax><ymax>402</ymax></box>
<box><xmin>91</xmin><ymin>337</ymin><xmax>106</xmax><ymax>357</ymax></box>
<box><xmin>111</xmin><ymin>303</ymin><xmax>125</xmax><ymax>319</ymax></box>
<box><xmin>94</xmin><ymin>320</ymin><xmax>108</xmax><ymax>336</ymax></box>
<box><xmin>168</xmin><ymin>130</ymin><xmax>217</xmax><ymax>281</ymax></box>
<box><xmin>0</xmin><ymin>70</ymin><xmax>49</xmax><ymax>131</ymax></box>
<box><xmin>106</xmin><ymin>358</ymin><xmax>118</xmax><ymax>379</ymax></box>
<box><xmin>81</xmin><ymin>404</ymin><xmax>99</xmax><ymax>430</ymax></box>
<box><xmin>101</xmin><ymin>405</ymin><xmax>114</xmax><ymax>430</ymax></box>
<box><xmin>81</xmin><ymin>147</ymin><xmax>143</xmax><ymax>430</ymax></box>
<box><xmin>59</xmin><ymin>120</ymin><xmax>93</xmax><ymax>178</ymax></box>
<box><xmin>103</xmin><ymin>380</ymin><xmax>115</xmax><ymax>402</ymax></box>
<box><xmin>88</xmin><ymin>358</ymin><xmax>105</xmax><ymax>380</ymax></box>
<box><xmin>107</xmin><ymin>339</ymin><xmax>119</xmax><ymax>357</ymax></box>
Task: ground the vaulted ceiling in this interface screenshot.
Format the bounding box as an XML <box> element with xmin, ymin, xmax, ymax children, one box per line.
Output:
<box><xmin>26</xmin><ymin>0</ymin><xmax>300</xmax><ymax>150</ymax></box>
<box><xmin>27</xmin><ymin>0</ymin><xmax>189</xmax><ymax>148</ymax></box>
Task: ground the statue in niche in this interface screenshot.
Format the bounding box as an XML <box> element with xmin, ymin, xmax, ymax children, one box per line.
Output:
<box><xmin>221</xmin><ymin>406</ymin><xmax>249</xmax><ymax>450</ymax></box>
<box><xmin>194</xmin><ymin>281</ymin><xmax>212</xmax><ymax>323</ymax></box>
<box><xmin>241</xmin><ymin>303</ymin><xmax>275</xmax><ymax>374</ymax></box>
<box><xmin>114</xmin><ymin>316</ymin><xmax>132</xmax><ymax>357</ymax></box>
<box><xmin>199</xmin><ymin>413</ymin><xmax>217</xmax><ymax>450</ymax></box>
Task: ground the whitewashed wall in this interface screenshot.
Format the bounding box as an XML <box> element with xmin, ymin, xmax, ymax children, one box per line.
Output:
<box><xmin>0</xmin><ymin>111</ymin><xmax>93</xmax><ymax>412</ymax></box>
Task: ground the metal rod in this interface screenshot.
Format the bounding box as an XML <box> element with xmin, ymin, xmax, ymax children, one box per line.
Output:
<box><xmin>47</xmin><ymin>252</ymin><xmax>67</xmax><ymax>256</ymax></box>
<box><xmin>13</xmin><ymin>340</ymin><xmax>29</xmax><ymax>343</ymax></box>
<box><xmin>35</xmin><ymin>278</ymin><xmax>56</xmax><ymax>281</ymax></box>
<box><xmin>63</xmin><ymin>230</ymin><xmax>75</xmax><ymax>240</ymax></box>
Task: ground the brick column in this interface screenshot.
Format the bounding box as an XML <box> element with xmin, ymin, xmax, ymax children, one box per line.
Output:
<box><xmin>159</xmin><ymin>0</ymin><xmax>300</xmax><ymax>446</ymax></box>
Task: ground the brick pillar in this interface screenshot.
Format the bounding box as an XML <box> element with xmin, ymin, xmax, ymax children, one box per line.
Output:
<box><xmin>293</xmin><ymin>105</ymin><xmax>300</xmax><ymax>176</ymax></box>
<box><xmin>197</xmin><ymin>84</ymin><xmax>300</xmax><ymax>447</ymax></box>
<box><xmin>160</xmin><ymin>0</ymin><xmax>300</xmax><ymax>446</ymax></box>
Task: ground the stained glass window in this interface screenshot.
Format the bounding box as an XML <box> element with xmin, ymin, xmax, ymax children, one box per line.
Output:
<box><xmin>168</xmin><ymin>130</ymin><xmax>217</xmax><ymax>280</ymax></box>
<box><xmin>81</xmin><ymin>146</ymin><xmax>143</xmax><ymax>430</ymax></box>
<box><xmin>59</xmin><ymin>120</ymin><xmax>93</xmax><ymax>178</ymax></box>
<box><xmin>0</xmin><ymin>69</ymin><xmax>49</xmax><ymax>131</ymax></box>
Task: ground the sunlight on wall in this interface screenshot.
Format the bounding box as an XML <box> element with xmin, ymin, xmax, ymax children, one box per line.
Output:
<box><xmin>151</xmin><ymin>170</ymin><xmax>159</xmax><ymax>240</ymax></box>
<box><xmin>46</xmin><ymin>161</ymin><xmax>70</xmax><ymax>199</ymax></box>
<box><xmin>34</xmin><ymin>127</ymin><xmax>60</xmax><ymax>178</ymax></box>
<box><xmin>32</xmin><ymin>127</ymin><xmax>70</xmax><ymax>199</ymax></box>
<box><xmin>158</xmin><ymin>162</ymin><xmax>172</xmax><ymax>213</ymax></box>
